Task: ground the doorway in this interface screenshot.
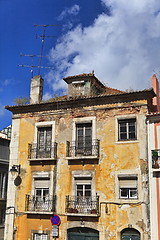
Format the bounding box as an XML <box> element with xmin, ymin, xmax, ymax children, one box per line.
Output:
<box><xmin>121</xmin><ymin>228</ymin><xmax>140</xmax><ymax>240</ymax></box>
<box><xmin>68</xmin><ymin>227</ymin><xmax>99</xmax><ymax>240</ymax></box>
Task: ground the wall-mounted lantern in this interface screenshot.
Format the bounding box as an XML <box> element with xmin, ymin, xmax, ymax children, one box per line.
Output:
<box><xmin>10</xmin><ymin>165</ymin><xmax>21</xmax><ymax>176</ymax></box>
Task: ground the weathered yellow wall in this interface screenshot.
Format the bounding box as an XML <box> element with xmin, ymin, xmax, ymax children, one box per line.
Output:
<box><xmin>14</xmin><ymin>100</ymin><xmax>149</xmax><ymax>239</ymax></box>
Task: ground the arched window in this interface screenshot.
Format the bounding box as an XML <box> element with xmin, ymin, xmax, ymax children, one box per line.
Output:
<box><xmin>68</xmin><ymin>227</ymin><xmax>99</xmax><ymax>240</ymax></box>
<box><xmin>121</xmin><ymin>228</ymin><xmax>140</xmax><ymax>240</ymax></box>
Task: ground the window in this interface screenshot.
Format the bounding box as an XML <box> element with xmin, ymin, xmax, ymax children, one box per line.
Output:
<box><xmin>0</xmin><ymin>208</ymin><xmax>5</xmax><ymax>224</ymax></box>
<box><xmin>33</xmin><ymin>233</ymin><xmax>48</xmax><ymax>240</ymax></box>
<box><xmin>37</xmin><ymin>127</ymin><xmax>52</xmax><ymax>158</ymax></box>
<box><xmin>75</xmin><ymin>178</ymin><xmax>92</xmax><ymax>199</ymax></box>
<box><xmin>118</xmin><ymin>119</ymin><xmax>136</xmax><ymax>141</ymax></box>
<box><xmin>34</xmin><ymin>178</ymin><xmax>50</xmax><ymax>211</ymax></box>
<box><xmin>119</xmin><ymin>176</ymin><xmax>138</xmax><ymax>199</ymax></box>
<box><xmin>76</xmin><ymin>123</ymin><xmax>92</xmax><ymax>155</ymax></box>
<box><xmin>0</xmin><ymin>172</ymin><xmax>7</xmax><ymax>199</ymax></box>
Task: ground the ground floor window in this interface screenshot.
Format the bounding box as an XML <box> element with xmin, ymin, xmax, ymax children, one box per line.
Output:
<box><xmin>121</xmin><ymin>228</ymin><xmax>140</xmax><ymax>240</ymax></box>
<box><xmin>33</xmin><ymin>233</ymin><xmax>48</xmax><ymax>240</ymax></box>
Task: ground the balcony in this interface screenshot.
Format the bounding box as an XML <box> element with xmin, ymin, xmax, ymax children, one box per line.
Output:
<box><xmin>66</xmin><ymin>140</ymin><xmax>100</xmax><ymax>160</ymax></box>
<box><xmin>28</xmin><ymin>143</ymin><xmax>57</xmax><ymax>161</ymax></box>
<box><xmin>65</xmin><ymin>195</ymin><xmax>99</xmax><ymax>217</ymax></box>
<box><xmin>152</xmin><ymin>149</ymin><xmax>160</xmax><ymax>170</ymax></box>
<box><xmin>25</xmin><ymin>195</ymin><xmax>56</xmax><ymax>214</ymax></box>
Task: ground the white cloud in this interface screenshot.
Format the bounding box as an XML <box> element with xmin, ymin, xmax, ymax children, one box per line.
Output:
<box><xmin>47</xmin><ymin>0</ymin><xmax>160</xmax><ymax>92</ymax></box>
<box><xmin>2</xmin><ymin>79</ymin><xmax>10</xmax><ymax>86</ymax></box>
<box><xmin>58</xmin><ymin>4</ymin><xmax>80</xmax><ymax>21</ymax></box>
<box><xmin>0</xmin><ymin>104</ymin><xmax>4</xmax><ymax>117</ymax></box>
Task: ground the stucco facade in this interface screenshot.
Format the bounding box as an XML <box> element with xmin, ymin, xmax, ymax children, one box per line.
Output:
<box><xmin>4</xmin><ymin>73</ymin><xmax>155</xmax><ymax>240</ymax></box>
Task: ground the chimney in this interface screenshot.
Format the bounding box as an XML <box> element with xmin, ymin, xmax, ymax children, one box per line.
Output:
<box><xmin>151</xmin><ymin>74</ymin><xmax>160</xmax><ymax>112</ymax></box>
<box><xmin>30</xmin><ymin>75</ymin><xmax>44</xmax><ymax>104</ymax></box>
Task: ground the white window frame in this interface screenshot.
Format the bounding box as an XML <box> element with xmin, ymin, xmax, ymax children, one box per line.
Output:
<box><xmin>31</xmin><ymin>172</ymin><xmax>53</xmax><ymax>197</ymax></box>
<box><xmin>118</xmin><ymin>118</ymin><xmax>136</xmax><ymax>141</ymax></box>
<box><xmin>115</xmin><ymin>115</ymin><xmax>139</xmax><ymax>143</ymax></box>
<box><xmin>31</xmin><ymin>230</ymin><xmax>50</xmax><ymax>240</ymax></box>
<box><xmin>34</xmin><ymin>121</ymin><xmax>55</xmax><ymax>158</ymax></box>
<box><xmin>72</xmin><ymin>117</ymin><xmax>96</xmax><ymax>143</ymax></box>
<box><xmin>119</xmin><ymin>187</ymin><xmax>138</xmax><ymax>199</ymax></box>
<box><xmin>72</xmin><ymin>170</ymin><xmax>96</xmax><ymax>197</ymax></box>
<box><xmin>115</xmin><ymin>170</ymin><xmax>141</xmax><ymax>203</ymax></box>
<box><xmin>33</xmin><ymin>233</ymin><xmax>48</xmax><ymax>240</ymax></box>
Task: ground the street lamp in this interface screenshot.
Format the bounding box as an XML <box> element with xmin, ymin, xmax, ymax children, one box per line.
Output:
<box><xmin>10</xmin><ymin>165</ymin><xmax>21</xmax><ymax>176</ymax></box>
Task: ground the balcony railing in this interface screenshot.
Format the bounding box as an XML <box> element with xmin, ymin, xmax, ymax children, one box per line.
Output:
<box><xmin>28</xmin><ymin>143</ymin><xmax>57</xmax><ymax>160</ymax></box>
<box><xmin>65</xmin><ymin>195</ymin><xmax>99</xmax><ymax>215</ymax></box>
<box><xmin>25</xmin><ymin>195</ymin><xmax>56</xmax><ymax>212</ymax></box>
<box><xmin>66</xmin><ymin>140</ymin><xmax>100</xmax><ymax>158</ymax></box>
<box><xmin>152</xmin><ymin>149</ymin><xmax>160</xmax><ymax>169</ymax></box>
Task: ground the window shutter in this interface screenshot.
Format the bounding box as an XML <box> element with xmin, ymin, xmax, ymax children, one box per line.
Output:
<box><xmin>119</xmin><ymin>178</ymin><xmax>137</xmax><ymax>188</ymax></box>
<box><xmin>38</xmin><ymin>129</ymin><xmax>45</xmax><ymax>150</ymax></box>
<box><xmin>46</xmin><ymin>128</ymin><xmax>52</xmax><ymax>151</ymax></box>
<box><xmin>34</xmin><ymin>178</ymin><xmax>50</xmax><ymax>189</ymax></box>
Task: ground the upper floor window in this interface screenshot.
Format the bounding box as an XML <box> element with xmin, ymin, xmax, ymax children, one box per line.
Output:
<box><xmin>75</xmin><ymin>177</ymin><xmax>92</xmax><ymax>199</ymax></box>
<box><xmin>118</xmin><ymin>119</ymin><xmax>136</xmax><ymax>141</ymax></box>
<box><xmin>37</xmin><ymin>127</ymin><xmax>52</xmax><ymax>158</ymax></box>
<box><xmin>119</xmin><ymin>176</ymin><xmax>138</xmax><ymax>199</ymax></box>
<box><xmin>76</xmin><ymin>123</ymin><xmax>92</xmax><ymax>155</ymax></box>
<box><xmin>0</xmin><ymin>172</ymin><xmax>7</xmax><ymax>199</ymax></box>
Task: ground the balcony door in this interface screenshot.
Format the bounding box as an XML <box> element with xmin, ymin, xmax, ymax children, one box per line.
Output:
<box><xmin>34</xmin><ymin>178</ymin><xmax>50</xmax><ymax>211</ymax></box>
<box><xmin>37</xmin><ymin>127</ymin><xmax>52</xmax><ymax>158</ymax></box>
<box><xmin>76</xmin><ymin>123</ymin><xmax>92</xmax><ymax>155</ymax></box>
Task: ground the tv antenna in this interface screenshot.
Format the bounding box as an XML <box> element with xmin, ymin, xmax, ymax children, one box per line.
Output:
<box><xmin>18</xmin><ymin>53</ymin><xmax>55</xmax><ymax>78</ymax></box>
<box><xmin>34</xmin><ymin>24</ymin><xmax>60</xmax><ymax>75</ymax></box>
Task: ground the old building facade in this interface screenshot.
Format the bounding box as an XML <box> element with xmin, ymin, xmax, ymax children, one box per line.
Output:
<box><xmin>0</xmin><ymin>126</ymin><xmax>11</xmax><ymax>239</ymax></box>
<box><xmin>4</xmin><ymin>74</ymin><xmax>155</xmax><ymax>240</ymax></box>
<box><xmin>147</xmin><ymin>75</ymin><xmax>160</xmax><ymax>240</ymax></box>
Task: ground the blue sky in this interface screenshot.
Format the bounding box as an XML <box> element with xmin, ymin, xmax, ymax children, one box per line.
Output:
<box><xmin>0</xmin><ymin>0</ymin><xmax>160</xmax><ymax>130</ymax></box>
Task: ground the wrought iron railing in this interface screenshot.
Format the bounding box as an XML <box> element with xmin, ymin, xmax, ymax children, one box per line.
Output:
<box><xmin>66</xmin><ymin>140</ymin><xmax>100</xmax><ymax>158</ymax></box>
<box><xmin>25</xmin><ymin>194</ymin><xmax>56</xmax><ymax>212</ymax></box>
<box><xmin>65</xmin><ymin>195</ymin><xmax>99</xmax><ymax>215</ymax></box>
<box><xmin>28</xmin><ymin>143</ymin><xmax>57</xmax><ymax>159</ymax></box>
<box><xmin>152</xmin><ymin>149</ymin><xmax>160</xmax><ymax>169</ymax></box>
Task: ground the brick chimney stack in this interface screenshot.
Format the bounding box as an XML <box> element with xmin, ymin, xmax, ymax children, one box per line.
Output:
<box><xmin>30</xmin><ymin>75</ymin><xmax>44</xmax><ymax>104</ymax></box>
<box><xmin>151</xmin><ymin>74</ymin><xmax>160</xmax><ymax>112</ymax></box>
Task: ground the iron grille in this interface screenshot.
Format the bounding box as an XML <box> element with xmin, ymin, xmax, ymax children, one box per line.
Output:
<box><xmin>65</xmin><ymin>195</ymin><xmax>99</xmax><ymax>215</ymax></box>
<box><xmin>66</xmin><ymin>140</ymin><xmax>99</xmax><ymax>157</ymax></box>
<box><xmin>28</xmin><ymin>142</ymin><xmax>57</xmax><ymax>159</ymax></box>
<box><xmin>25</xmin><ymin>194</ymin><xmax>56</xmax><ymax>212</ymax></box>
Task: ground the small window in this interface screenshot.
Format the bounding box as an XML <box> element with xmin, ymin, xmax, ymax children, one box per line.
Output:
<box><xmin>119</xmin><ymin>176</ymin><xmax>138</xmax><ymax>199</ymax></box>
<box><xmin>75</xmin><ymin>177</ymin><xmax>92</xmax><ymax>200</ymax></box>
<box><xmin>33</xmin><ymin>233</ymin><xmax>48</xmax><ymax>240</ymax></box>
<box><xmin>118</xmin><ymin>119</ymin><xmax>136</xmax><ymax>141</ymax></box>
<box><xmin>0</xmin><ymin>172</ymin><xmax>7</xmax><ymax>199</ymax></box>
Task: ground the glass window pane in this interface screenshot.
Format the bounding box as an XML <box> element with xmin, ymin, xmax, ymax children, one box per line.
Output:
<box><xmin>130</xmin><ymin>188</ymin><xmax>137</xmax><ymax>198</ymax></box>
<box><xmin>120</xmin><ymin>133</ymin><xmax>127</xmax><ymax>140</ymax></box>
<box><xmin>120</xmin><ymin>188</ymin><xmax>128</xmax><ymax>198</ymax></box>
<box><xmin>129</xmin><ymin>132</ymin><xmax>136</xmax><ymax>139</ymax></box>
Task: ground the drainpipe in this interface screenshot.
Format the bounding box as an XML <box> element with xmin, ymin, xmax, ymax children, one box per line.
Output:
<box><xmin>147</xmin><ymin>118</ymin><xmax>153</xmax><ymax>240</ymax></box>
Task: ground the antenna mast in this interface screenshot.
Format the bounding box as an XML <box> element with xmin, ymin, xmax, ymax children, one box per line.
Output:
<box><xmin>34</xmin><ymin>24</ymin><xmax>60</xmax><ymax>75</ymax></box>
